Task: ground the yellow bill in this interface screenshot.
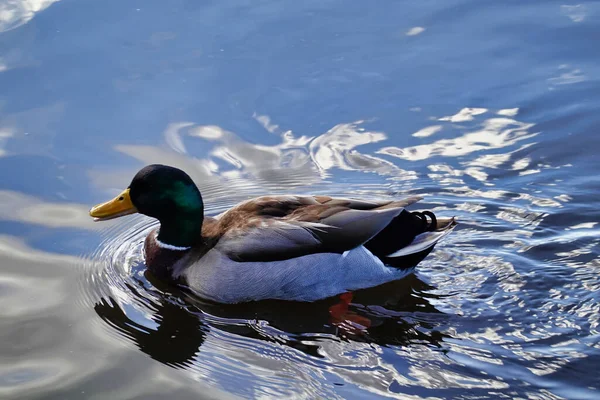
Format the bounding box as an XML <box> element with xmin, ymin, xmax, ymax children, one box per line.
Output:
<box><xmin>89</xmin><ymin>188</ymin><xmax>138</xmax><ymax>221</ymax></box>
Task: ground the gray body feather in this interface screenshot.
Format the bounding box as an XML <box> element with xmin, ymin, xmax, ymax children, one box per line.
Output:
<box><xmin>183</xmin><ymin>245</ymin><xmax>414</xmax><ymax>303</ymax></box>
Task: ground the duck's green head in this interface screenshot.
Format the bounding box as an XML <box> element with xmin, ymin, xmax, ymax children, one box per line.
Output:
<box><xmin>90</xmin><ymin>164</ymin><xmax>204</xmax><ymax>248</ymax></box>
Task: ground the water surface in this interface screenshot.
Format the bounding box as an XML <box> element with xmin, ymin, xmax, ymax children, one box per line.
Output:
<box><xmin>1</xmin><ymin>0</ymin><xmax>599</xmax><ymax>398</ymax></box>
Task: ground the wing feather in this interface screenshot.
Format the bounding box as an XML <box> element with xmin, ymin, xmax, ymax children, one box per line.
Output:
<box><xmin>215</xmin><ymin>195</ymin><xmax>420</xmax><ymax>262</ymax></box>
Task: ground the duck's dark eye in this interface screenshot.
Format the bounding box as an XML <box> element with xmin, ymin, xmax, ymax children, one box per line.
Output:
<box><xmin>118</xmin><ymin>196</ymin><xmax>124</xmax><ymax>201</ymax></box>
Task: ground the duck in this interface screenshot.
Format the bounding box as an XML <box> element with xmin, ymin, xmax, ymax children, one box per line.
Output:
<box><xmin>90</xmin><ymin>164</ymin><xmax>456</xmax><ymax>303</ymax></box>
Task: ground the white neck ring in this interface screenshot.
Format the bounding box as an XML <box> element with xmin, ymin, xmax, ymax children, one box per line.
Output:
<box><xmin>155</xmin><ymin>232</ymin><xmax>191</xmax><ymax>251</ymax></box>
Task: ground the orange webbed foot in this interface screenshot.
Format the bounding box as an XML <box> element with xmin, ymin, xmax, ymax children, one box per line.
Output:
<box><xmin>328</xmin><ymin>292</ymin><xmax>372</xmax><ymax>330</ymax></box>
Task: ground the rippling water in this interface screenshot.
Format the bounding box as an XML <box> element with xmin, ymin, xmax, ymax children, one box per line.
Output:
<box><xmin>1</xmin><ymin>1</ymin><xmax>600</xmax><ymax>399</ymax></box>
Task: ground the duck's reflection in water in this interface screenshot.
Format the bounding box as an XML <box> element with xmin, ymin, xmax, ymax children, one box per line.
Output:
<box><xmin>95</xmin><ymin>296</ymin><xmax>207</xmax><ymax>369</ymax></box>
<box><xmin>94</xmin><ymin>273</ymin><xmax>448</xmax><ymax>369</ymax></box>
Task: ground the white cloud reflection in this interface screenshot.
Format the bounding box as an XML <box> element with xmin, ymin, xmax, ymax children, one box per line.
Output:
<box><xmin>412</xmin><ymin>124</ymin><xmax>442</xmax><ymax>138</ymax></box>
<box><xmin>497</xmin><ymin>108</ymin><xmax>519</xmax><ymax>117</ymax></box>
<box><xmin>560</xmin><ymin>4</ymin><xmax>587</xmax><ymax>23</ymax></box>
<box><xmin>379</xmin><ymin>117</ymin><xmax>537</xmax><ymax>161</ymax></box>
<box><xmin>548</xmin><ymin>64</ymin><xmax>586</xmax><ymax>86</ymax></box>
<box><xmin>82</xmin><ymin>107</ymin><xmax>559</xmax><ymax>217</ymax></box>
<box><xmin>0</xmin><ymin>127</ymin><xmax>13</xmax><ymax>157</ymax></box>
<box><xmin>439</xmin><ymin>107</ymin><xmax>487</xmax><ymax>123</ymax></box>
<box><xmin>309</xmin><ymin>121</ymin><xmax>390</xmax><ymax>175</ymax></box>
<box><xmin>0</xmin><ymin>190</ymin><xmax>95</xmax><ymax>229</ymax></box>
<box><xmin>252</xmin><ymin>112</ymin><xmax>280</xmax><ymax>134</ymax></box>
<box><xmin>406</xmin><ymin>27</ymin><xmax>425</xmax><ymax>36</ymax></box>
<box><xmin>0</xmin><ymin>0</ymin><xmax>60</xmax><ymax>33</ymax></box>
<box><xmin>92</xmin><ymin>119</ymin><xmax>418</xmax><ymax>205</ymax></box>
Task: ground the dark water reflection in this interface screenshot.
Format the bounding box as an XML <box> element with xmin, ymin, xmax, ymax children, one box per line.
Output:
<box><xmin>2</xmin><ymin>0</ymin><xmax>600</xmax><ymax>398</ymax></box>
<box><xmin>94</xmin><ymin>274</ymin><xmax>445</xmax><ymax>367</ymax></box>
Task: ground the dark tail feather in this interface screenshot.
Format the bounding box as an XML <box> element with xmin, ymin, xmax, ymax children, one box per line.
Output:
<box><xmin>364</xmin><ymin>210</ymin><xmax>431</xmax><ymax>257</ymax></box>
<box><xmin>364</xmin><ymin>210</ymin><xmax>456</xmax><ymax>270</ymax></box>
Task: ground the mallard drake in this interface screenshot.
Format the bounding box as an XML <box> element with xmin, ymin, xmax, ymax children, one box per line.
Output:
<box><xmin>90</xmin><ymin>164</ymin><xmax>456</xmax><ymax>303</ymax></box>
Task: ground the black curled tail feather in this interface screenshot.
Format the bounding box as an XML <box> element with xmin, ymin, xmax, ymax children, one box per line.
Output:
<box><xmin>364</xmin><ymin>209</ymin><xmax>443</xmax><ymax>270</ymax></box>
<box><xmin>364</xmin><ymin>210</ymin><xmax>434</xmax><ymax>257</ymax></box>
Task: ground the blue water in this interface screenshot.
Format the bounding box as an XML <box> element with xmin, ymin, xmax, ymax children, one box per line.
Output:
<box><xmin>1</xmin><ymin>0</ymin><xmax>599</xmax><ymax>398</ymax></box>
